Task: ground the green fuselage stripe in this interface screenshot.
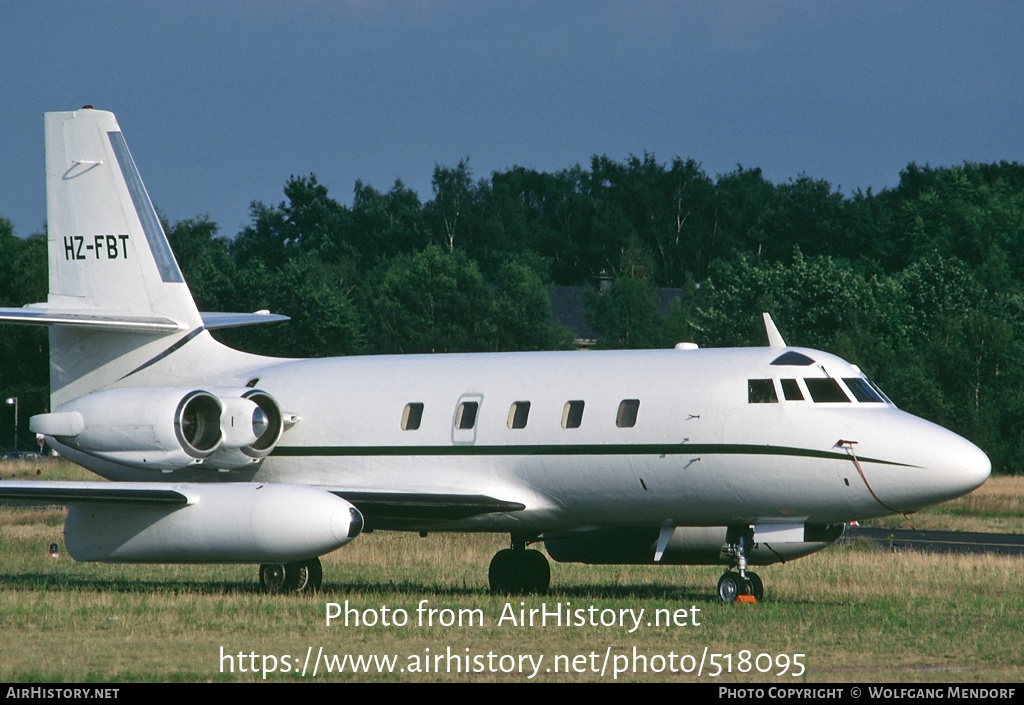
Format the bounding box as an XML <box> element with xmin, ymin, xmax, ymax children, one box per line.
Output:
<box><xmin>271</xmin><ymin>443</ymin><xmax>914</xmax><ymax>467</ymax></box>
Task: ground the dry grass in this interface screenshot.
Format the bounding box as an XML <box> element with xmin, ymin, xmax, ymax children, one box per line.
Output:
<box><xmin>862</xmin><ymin>476</ymin><xmax>1024</xmax><ymax>532</ymax></box>
<box><xmin>0</xmin><ymin>456</ymin><xmax>97</xmax><ymax>482</ymax></box>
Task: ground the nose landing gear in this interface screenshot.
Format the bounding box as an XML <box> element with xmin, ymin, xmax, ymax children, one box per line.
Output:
<box><xmin>717</xmin><ymin>526</ymin><xmax>763</xmax><ymax>603</ymax></box>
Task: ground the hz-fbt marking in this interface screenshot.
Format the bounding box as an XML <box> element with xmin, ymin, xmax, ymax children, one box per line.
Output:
<box><xmin>64</xmin><ymin>235</ymin><xmax>130</xmax><ymax>261</ymax></box>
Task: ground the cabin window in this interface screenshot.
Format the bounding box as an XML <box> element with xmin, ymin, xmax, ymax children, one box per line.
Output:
<box><xmin>781</xmin><ymin>379</ymin><xmax>804</xmax><ymax>401</ymax></box>
<box><xmin>562</xmin><ymin>400</ymin><xmax>585</xmax><ymax>429</ymax></box>
<box><xmin>616</xmin><ymin>399</ymin><xmax>640</xmax><ymax>428</ymax></box>
<box><xmin>507</xmin><ymin>401</ymin><xmax>531</xmax><ymax>429</ymax></box>
<box><xmin>401</xmin><ymin>403</ymin><xmax>424</xmax><ymax>430</ymax></box>
<box><xmin>747</xmin><ymin>379</ymin><xmax>779</xmax><ymax>403</ymax></box>
<box><xmin>456</xmin><ymin>401</ymin><xmax>479</xmax><ymax>429</ymax></box>
<box><xmin>843</xmin><ymin>378</ymin><xmax>885</xmax><ymax>403</ymax></box>
<box><xmin>804</xmin><ymin>378</ymin><xmax>850</xmax><ymax>403</ymax></box>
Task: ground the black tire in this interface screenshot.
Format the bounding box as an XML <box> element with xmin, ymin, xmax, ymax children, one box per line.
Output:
<box><xmin>292</xmin><ymin>557</ymin><xmax>323</xmax><ymax>592</ymax></box>
<box><xmin>489</xmin><ymin>548</ymin><xmax>550</xmax><ymax>594</ymax></box>
<box><xmin>488</xmin><ymin>548</ymin><xmax>518</xmax><ymax>593</ymax></box>
<box><xmin>259</xmin><ymin>557</ymin><xmax>322</xmax><ymax>593</ymax></box>
<box><xmin>259</xmin><ymin>563</ymin><xmax>295</xmax><ymax>593</ymax></box>
<box><xmin>522</xmin><ymin>548</ymin><xmax>551</xmax><ymax>594</ymax></box>
<box><xmin>717</xmin><ymin>571</ymin><xmax>744</xmax><ymax>603</ymax></box>
<box><xmin>746</xmin><ymin>571</ymin><xmax>764</xmax><ymax>601</ymax></box>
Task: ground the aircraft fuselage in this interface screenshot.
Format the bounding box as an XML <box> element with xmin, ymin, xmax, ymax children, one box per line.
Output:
<box><xmin>65</xmin><ymin>343</ymin><xmax>989</xmax><ymax>534</ymax></box>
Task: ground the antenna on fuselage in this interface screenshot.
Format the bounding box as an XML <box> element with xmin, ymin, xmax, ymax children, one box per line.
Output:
<box><xmin>762</xmin><ymin>312</ymin><xmax>787</xmax><ymax>348</ymax></box>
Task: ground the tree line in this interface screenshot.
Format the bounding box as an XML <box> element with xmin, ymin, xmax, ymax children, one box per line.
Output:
<box><xmin>2</xmin><ymin>155</ymin><xmax>1023</xmax><ymax>472</ymax></box>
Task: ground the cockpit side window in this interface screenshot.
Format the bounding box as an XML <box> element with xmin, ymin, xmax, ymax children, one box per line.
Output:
<box><xmin>843</xmin><ymin>378</ymin><xmax>885</xmax><ymax>403</ymax></box>
<box><xmin>804</xmin><ymin>378</ymin><xmax>850</xmax><ymax>402</ymax></box>
<box><xmin>748</xmin><ymin>379</ymin><xmax>779</xmax><ymax>403</ymax></box>
<box><xmin>866</xmin><ymin>378</ymin><xmax>895</xmax><ymax>406</ymax></box>
<box><xmin>781</xmin><ymin>379</ymin><xmax>804</xmax><ymax>401</ymax></box>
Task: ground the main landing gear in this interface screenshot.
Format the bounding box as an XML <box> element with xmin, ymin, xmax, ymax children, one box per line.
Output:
<box><xmin>717</xmin><ymin>526</ymin><xmax>764</xmax><ymax>603</ymax></box>
<box><xmin>259</xmin><ymin>557</ymin><xmax>323</xmax><ymax>593</ymax></box>
<box><xmin>488</xmin><ymin>533</ymin><xmax>550</xmax><ymax>594</ymax></box>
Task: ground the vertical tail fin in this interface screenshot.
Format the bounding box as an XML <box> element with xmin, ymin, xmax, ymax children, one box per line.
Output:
<box><xmin>43</xmin><ymin>108</ymin><xmax>203</xmax><ymax>405</ymax></box>
<box><xmin>0</xmin><ymin>108</ymin><xmax>285</xmax><ymax>408</ymax></box>
<box><xmin>45</xmin><ymin>108</ymin><xmax>201</xmax><ymax>326</ymax></box>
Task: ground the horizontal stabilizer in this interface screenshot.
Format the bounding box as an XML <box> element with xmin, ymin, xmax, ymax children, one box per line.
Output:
<box><xmin>0</xmin><ymin>306</ymin><xmax>181</xmax><ymax>333</ymax></box>
<box><xmin>0</xmin><ymin>307</ymin><xmax>288</xmax><ymax>332</ymax></box>
<box><xmin>200</xmin><ymin>311</ymin><xmax>290</xmax><ymax>330</ymax></box>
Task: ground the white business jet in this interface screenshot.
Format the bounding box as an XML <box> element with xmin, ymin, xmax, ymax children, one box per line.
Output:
<box><xmin>0</xmin><ymin>108</ymin><xmax>991</xmax><ymax>602</ymax></box>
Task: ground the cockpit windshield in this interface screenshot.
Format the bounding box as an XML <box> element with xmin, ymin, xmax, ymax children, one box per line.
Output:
<box><xmin>746</xmin><ymin>375</ymin><xmax>895</xmax><ymax>406</ymax></box>
<box><xmin>843</xmin><ymin>378</ymin><xmax>885</xmax><ymax>403</ymax></box>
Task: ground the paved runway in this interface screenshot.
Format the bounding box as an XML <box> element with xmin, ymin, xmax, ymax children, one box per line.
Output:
<box><xmin>844</xmin><ymin>527</ymin><xmax>1024</xmax><ymax>556</ymax></box>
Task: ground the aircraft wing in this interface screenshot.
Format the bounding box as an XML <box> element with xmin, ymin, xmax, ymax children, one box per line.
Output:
<box><xmin>330</xmin><ymin>491</ymin><xmax>526</xmax><ymax>530</ymax></box>
<box><xmin>0</xmin><ymin>481</ymin><xmax>187</xmax><ymax>505</ymax></box>
<box><xmin>0</xmin><ymin>481</ymin><xmax>525</xmax><ymax>529</ymax></box>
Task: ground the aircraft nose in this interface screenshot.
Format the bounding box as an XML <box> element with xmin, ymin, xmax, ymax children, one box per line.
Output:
<box><xmin>948</xmin><ymin>434</ymin><xmax>991</xmax><ymax>495</ymax></box>
<box><xmin>861</xmin><ymin>413</ymin><xmax>991</xmax><ymax>512</ymax></box>
<box><xmin>918</xmin><ymin>424</ymin><xmax>990</xmax><ymax>506</ymax></box>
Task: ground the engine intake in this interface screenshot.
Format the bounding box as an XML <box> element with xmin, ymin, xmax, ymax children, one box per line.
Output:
<box><xmin>204</xmin><ymin>389</ymin><xmax>285</xmax><ymax>469</ymax></box>
<box><xmin>176</xmin><ymin>391</ymin><xmax>222</xmax><ymax>456</ymax></box>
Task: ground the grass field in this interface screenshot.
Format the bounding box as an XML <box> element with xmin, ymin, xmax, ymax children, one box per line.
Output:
<box><xmin>1</xmin><ymin>459</ymin><xmax>1021</xmax><ymax>683</ymax></box>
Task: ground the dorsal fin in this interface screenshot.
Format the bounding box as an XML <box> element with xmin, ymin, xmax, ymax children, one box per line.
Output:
<box><xmin>762</xmin><ymin>312</ymin><xmax>787</xmax><ymax>348</ymax></box>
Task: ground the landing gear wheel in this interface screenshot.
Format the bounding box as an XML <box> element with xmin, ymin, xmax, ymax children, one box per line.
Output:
<box><xmin>259</xmin><ymin>563</ymin><xmax>292</xmax><ymax>593</ymax></box>
<box><xmin>488</xmin><ymin>548</ymin><xmax>550</xmax><ymax>594</ymax></box>
<box><xmin>746</xmin><ymin>571</ymin><xmax>764</xmax><ymax>602</ymax></box>
<box><xmin>259</xmin><ymin>557</ymin><xmax>323</xmax><ymax>593</ymax></box>
<box><xmin>717</xmin><ymin>571</ymin><xmax>745</xmax><ymax>603</ymax></box>
<box><xmin>718</xmin><ymin>526</ymin><xmax>765</xmax><ymax>603</ymax></box>
<box><xmin>291</xmin><ymin>557</ymin><xmax>323</xmax><ymax>592</ymax></box>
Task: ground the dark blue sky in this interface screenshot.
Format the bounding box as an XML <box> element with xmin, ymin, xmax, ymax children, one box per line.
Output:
<box><xmin>2</xmin><ymin>1</ymin><xmax>1022</xmax><ymax>239</ymax></box>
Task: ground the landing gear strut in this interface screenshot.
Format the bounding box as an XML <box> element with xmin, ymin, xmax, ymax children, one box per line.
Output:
<box><xmin>717</xmin><ymin>526</ymin><xmax>764</xmax><ymax>603</ymax></box>
<box><xmin>488</xmin><ymin>533</ymin><xmax>550</xmax><ymax>594</ymax></box>
<box><xmin>259</xmin><ymin>556</ymin><xmax>323</xmax><ymax>593</ymax></box>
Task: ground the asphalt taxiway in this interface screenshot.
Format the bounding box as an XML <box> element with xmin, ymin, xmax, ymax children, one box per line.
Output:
<box><xmin>844</xmin><ymin>527</ymin><xmax>1024</xmax><ymax>556</ymax></box>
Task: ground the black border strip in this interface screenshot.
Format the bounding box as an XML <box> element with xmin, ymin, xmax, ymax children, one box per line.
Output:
<box><xmin>272</xmin><ymin>443</ymin><xmax>915</xmax><ymax>467</ymax></box>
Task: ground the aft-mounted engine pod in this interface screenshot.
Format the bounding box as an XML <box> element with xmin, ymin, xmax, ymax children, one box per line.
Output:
<box><xmin>31</xmin><ymin>388</ymin><xmax>225</xmax><ymax>471</ymax></box>
<box><xmin>202</xmin><ymin>389</ymin><xmax>285</xmax><ymax>470</ymax></box>
<box><xmin>239</xmin><ymin>389</ymin><xmax>284</xmax><ymax>458</ymax></box>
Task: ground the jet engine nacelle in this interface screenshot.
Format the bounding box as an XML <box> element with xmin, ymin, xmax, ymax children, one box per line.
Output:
<box><xmin>30</xmin><ymin>387</ymin><xmax>285</xmax><ymax>472</ymax></box>
<box><xmin>64</xmin><ymin>483</ymin><xmax>363</xmax><ymax>563</ymax></box>
<box><xmin>203</xmin><ymin>389</ymin><xmax>285</xmax><ymax>470</ymax></box>
<box><xmin>32</xmin><ymin>388</ymin><xmax>223</xmax><ymax>470</ymax></box>
<box><xmin>544</xmin><ymin>524</ymin><xmax>845</xmax><ymax>566</ymax></box>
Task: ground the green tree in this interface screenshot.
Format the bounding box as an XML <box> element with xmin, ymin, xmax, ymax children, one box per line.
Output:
<box><xmin>351</xmin><ymin>179</ymin><xmax>426</xmax><ymax>262</ymax></box>
<box><xmin>361</xmin><ymin>245</ymin><xmax>494</xmax><ymax>354</ymax></box>
<box><xmin>166</xmin><ymin>217</ymin><xmax>236</xmax><ymax>312</ymax></box>
<box><xmin>220</xmin><ymin>255</ymin><xmax>364</xmax><ymax>358</ymax></box>
<box><xmin>489</xmin><ymin>257</ymin><xmax>574</xmax><ymax>351</ymax></box>
<box><xmin>588</xmin><ymin>274</ymin><xmax>662</xmax><ymax>349</ymax></box>
<box><xmin>0</xmin><ymin>220</ymin><xmax>49</xmax><ymax>447</ymax></box>
<box><xmin>233</xmin><ymin>175</ymin><xmax>356</xmax><ymax>269</ymax></box>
